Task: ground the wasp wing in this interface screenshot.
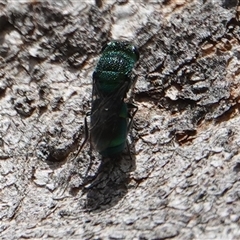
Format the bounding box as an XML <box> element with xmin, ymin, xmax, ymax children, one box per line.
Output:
<box><xmin>90</xmin><ymin>73</ymin><xmax>131</xmax><ymax>154</ymax></box>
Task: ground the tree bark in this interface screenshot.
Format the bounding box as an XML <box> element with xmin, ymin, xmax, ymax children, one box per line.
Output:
<box><xmin>0</xmin><ymin>0</ymin><xmax>240</xmax><ymax>239</ymax></box>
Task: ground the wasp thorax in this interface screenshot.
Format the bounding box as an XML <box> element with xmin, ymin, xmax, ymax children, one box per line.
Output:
<box><xmin>93</xmin><ymin>40</ymin><xmax>139</xmax><ymax>97</ymax></box>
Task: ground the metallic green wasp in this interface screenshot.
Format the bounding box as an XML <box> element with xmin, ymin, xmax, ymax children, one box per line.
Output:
<box><xmin>80</xmin><ymin>40</ymin><xmax>139</xmax><ymax>157</ymax></box>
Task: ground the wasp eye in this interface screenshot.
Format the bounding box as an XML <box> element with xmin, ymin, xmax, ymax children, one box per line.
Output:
<box><xmin>132</xmin><ymin>46</ymin><xmax>140</xmax><ymax>61</ymax></box>
<box><xmin>101</xmin><ymin>41</ymin><xmax>117</xmax><ymax>52</ymax></box>
<box><xmin>101</xmin><ymin>42</ymin><xmax>109</xmax><ymax>52</ymax></box>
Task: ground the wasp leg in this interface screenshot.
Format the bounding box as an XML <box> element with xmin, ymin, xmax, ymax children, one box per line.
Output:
<box><xmin>72</xmin><ymin>112</ymin><xmax>90</xmax><ymax>161</ymax></box>
<box><xmin>126</xmin><ymin>103</ymin><xmax>138</xmax><ymax>160</ymax></box>
<box><xmin>127</xmin><ymin>103</ymin><xmax>138</xmax><ymax>131</ymax></box>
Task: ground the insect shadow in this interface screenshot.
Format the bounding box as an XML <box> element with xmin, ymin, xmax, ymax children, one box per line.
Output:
<box><xmin>82</xmin><ymin>139</ymin><xmax>137</xmax><ymax>212</ymax></box>
<box><xmin>71</xmin><ymin>133</ymin><xmax>136</xmax><ymax>212</ymax></box>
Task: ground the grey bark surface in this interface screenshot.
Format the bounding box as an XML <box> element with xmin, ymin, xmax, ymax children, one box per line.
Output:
<box><xmin>0</xmin><ymin>0</ymin><xmax>240</xmax><ymax>239</ymax></box>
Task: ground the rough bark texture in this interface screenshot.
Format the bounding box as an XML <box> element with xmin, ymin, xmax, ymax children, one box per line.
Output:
<box><xmin>1</xmin><ymin>0</ymin><xmax>240</xmax><ymax>239</ymax></box>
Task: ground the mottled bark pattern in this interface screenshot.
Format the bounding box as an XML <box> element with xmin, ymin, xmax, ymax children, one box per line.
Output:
<box><xmin>0</xmin><ymin>0</ymin><xmax>240</xmax><ymax>239</ymax></box>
